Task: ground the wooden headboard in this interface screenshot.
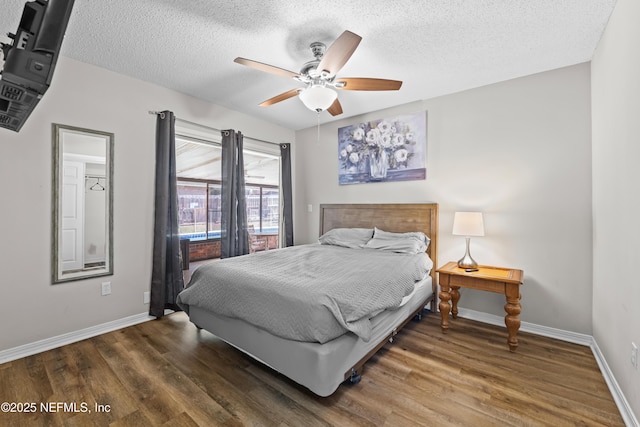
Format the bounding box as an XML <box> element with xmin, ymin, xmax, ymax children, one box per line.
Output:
<box><xmin>319</xmin><ymin>203</ymin><xmax>439</xmax><ymax>286</ymax></box>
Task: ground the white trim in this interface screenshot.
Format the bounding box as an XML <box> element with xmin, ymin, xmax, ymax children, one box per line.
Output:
<box><xmin>0</xmin><ymin>312</ymin><xmax>153</xmax><ymax>365</ymax></box>
<box><xmin>64</xmin><ymin>153</ymin><xmax>106</xmax><ymax>164</ymax></box>
<box><xmin>591</xmin><ymin>339</ymin><xmax>639</xmax><ymax>427</ymax></box>
<box><xmin>174</xmin><ymin>118</ymin><xmax>284</xmax><ymax>153</ymax></box>
<box><xmin>456</xmin><ymin>308</ymin><xmax>638</xmax><ymax>426</ymax></box>
<box><xmin>456</xmin><ymin>308</ymin><xmax>592</xmax><ymax>345</ymax></box>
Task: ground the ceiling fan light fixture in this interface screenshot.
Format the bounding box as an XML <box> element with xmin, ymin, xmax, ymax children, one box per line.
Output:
<box><xmin>299</xmin><ymin>85</ymin><xmax>337</xmax><ymax>112</ymax></box>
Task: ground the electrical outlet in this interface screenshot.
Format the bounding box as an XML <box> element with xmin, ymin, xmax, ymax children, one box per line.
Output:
<box><xmin>632</xmin><ymin>342</ymin><xmax>638</xmax><ymax>369</ymax></box>
<box><xmin>143</xmin><ymin>291</ymin><xmax>150</xmax><ymax>304</ymax></box>
<box><xmin>101</xmin><ymin>282</ymin><xmax>111</xmax><ymax>296</ymax></box>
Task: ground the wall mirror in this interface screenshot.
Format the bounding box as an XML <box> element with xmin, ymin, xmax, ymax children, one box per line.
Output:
<box><xmin>52</xmin><ymin>124</ymin><xmax>114</xmax><ymax>283</ymax></box>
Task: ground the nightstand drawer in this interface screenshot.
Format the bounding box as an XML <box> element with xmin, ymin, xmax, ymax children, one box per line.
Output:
<box><xmin>447</xmin><ymin>275</ymin><xmax>506</xmax><ymax>293</ymax></box>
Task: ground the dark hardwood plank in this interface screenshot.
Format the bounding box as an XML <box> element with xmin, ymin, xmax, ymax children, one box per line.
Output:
<box><xmin>0</xmin><ymin>312</ymin><xmax>624</xmax><ymax>426</ymax></box>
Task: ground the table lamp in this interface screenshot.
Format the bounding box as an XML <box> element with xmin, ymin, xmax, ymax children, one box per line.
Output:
<box><xmin>452</xmin><ymin>212</ymin><xmax>484</xmax><ymax>269</ymax></box>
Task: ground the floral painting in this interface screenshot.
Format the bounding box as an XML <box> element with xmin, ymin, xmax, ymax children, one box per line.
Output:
<box><xmin>338</xmin><ymin>111</ymin><xmax>427</xmax><ymax>185</ymax></box>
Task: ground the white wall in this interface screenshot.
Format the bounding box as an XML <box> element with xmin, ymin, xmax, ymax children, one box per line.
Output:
<box><xmin>0</xmin><ymin>56</ymin><xmax>294</xmax><ymax>351</ymax></box>
<box><xmin>592</xmin><ymin>0</ymin><xmax>640</xmax><ymax>417</ymax></box>
<box><xmin>294</xmin><ymin>63</ymin><xmax>593</xmax><ymax>334</ymax></box>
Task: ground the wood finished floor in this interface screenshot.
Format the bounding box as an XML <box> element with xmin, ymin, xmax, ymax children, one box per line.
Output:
<box><xmin>0</xmin><ymin>311</ymin><xmax>624</xmax><ymax>427</ymax></box>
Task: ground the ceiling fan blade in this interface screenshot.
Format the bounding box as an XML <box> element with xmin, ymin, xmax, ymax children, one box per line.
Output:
<box><xmin>335</xmin><ymin>78</ymin><xmax>403</xmax><ymax>91</ymax></box>
<box><xmin>316</xmin><ymin>30</ymin><xmax>362</xmax><ymax>77</ymax></box>
<box><xmin>259</xmin><ymin>88</ymin><xmax>301</xmax><ymax>107</ymax></box>
<box><xmin>327</xmin><ymin>98</ymin><xmax>343</xmax><ymax>116</ymax></box>
<box><xmin>234</xmin><ymin>57</ymin><xmax>299</xmax><ymax>79</ymax></box>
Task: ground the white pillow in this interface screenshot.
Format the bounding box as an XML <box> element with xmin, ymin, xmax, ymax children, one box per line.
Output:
<box><xmin>318</xmin><ymin>228</ymin><xmax>374</xmax><ymax>249</ymax></box>
<box><xmin>362</xmin><ymin>227</ymin><xmax>430</xmax><ymax>254</ymax></box>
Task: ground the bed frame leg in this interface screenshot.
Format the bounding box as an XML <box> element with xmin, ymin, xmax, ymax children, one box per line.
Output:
<box><xmin>388</xmin><ymin>327</ymin><xmax>398</xmax><ymax>343</ymax></box>
<box><xmin>349</xmin><ymin>368</ymin><xmax>361</xmax><ymax>384</ymax></box>
<box><xmin>414</xmin><ymin>307</ymin><xmax>428</xmax><ymax>321</ymax></box>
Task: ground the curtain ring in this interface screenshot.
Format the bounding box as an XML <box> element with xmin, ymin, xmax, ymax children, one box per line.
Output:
<box><xmin>148</xmin><ymin>110</ymin><xmax>166</xmax><ymax>119</ymax></box>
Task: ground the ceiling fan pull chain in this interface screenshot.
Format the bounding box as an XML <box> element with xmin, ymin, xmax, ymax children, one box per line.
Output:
<box><xmin>316</xmin><ymin>111</ymin><xmax>321</xmax><ymax>144</ymax></box>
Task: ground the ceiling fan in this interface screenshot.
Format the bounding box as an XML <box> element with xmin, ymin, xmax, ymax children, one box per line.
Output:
<box><xmin>234</xmin><ymin>30</ymin><xmax>402</xmax><ymax>116</ymax></box>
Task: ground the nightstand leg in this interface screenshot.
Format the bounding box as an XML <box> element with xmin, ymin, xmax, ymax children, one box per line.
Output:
<box><xmin>450</xmin><ymin>286</ymin><xmax>460</xmax><ymax>319</ymax></box>
<box><xmin>439</xmin><ymin>277</ymin><xmax>451</xmax><ymax>333</ymax></box>
<box><xmin>504</xmin><ymin>283</ymin><xmax>522</xmax><ymax>352</ymax></box>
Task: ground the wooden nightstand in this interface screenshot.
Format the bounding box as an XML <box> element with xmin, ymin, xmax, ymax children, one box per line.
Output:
<box><xmin>437</xmin><ymin>261</ymin><xmax>524</xmax><ymax>352</ymax></box>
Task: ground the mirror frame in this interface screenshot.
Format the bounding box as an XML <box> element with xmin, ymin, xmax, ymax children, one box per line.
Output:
<box><xmin>52</xmin><ymin>123</ymin><xmax>114</xmax><ymax>283</ymax></box>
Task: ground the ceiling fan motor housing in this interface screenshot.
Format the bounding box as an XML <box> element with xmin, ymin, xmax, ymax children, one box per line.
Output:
<box><xmin>299</xmin><ymin>60</ymin><xmax>320</xmax><ymax>80</ymax></box>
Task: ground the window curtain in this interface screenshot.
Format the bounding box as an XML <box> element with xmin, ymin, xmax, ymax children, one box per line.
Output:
<box><xmin>280</xmin><ymin>143</ymin><xmax>293</xmax><ymax>247</ymax></box>
<box><xmin>149</xmin><ymin>110</ymin><xmax>184</xmax><ymax>318</ymax></box>
<box><xmin>220</xmin><ymin>129</ymin><xmax>249</xmax><ymax>258</ymax></box>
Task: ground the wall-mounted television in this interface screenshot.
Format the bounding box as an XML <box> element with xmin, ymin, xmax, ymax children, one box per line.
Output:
<box><xmin>0</xmin><ymin>0</ymin><xmax>75</xmax><ymax>132</ymax></box>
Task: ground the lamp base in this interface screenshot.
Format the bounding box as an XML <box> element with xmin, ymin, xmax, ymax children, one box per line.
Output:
<box><xmin>457</xmin><ymin>254</ymin><xmax>478</xmax><ymax>269</ymax></box>
<box><xmin>457</xmin><ymin>236</ymin><xmax>478</xmax><ymax>269</ymax></box>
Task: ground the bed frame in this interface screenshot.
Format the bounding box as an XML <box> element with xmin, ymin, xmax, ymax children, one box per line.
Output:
<box><xmin>190</xmin><ymin>203</ymin><xmax>438</xmax><ymax>395</ymax></box>
<box><xmin>318</xmin><ymin>203</ymin><xmax>439</xmax><ymax>382</ymax></box>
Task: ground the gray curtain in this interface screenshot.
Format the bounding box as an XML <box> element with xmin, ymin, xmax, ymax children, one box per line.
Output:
<box><xmin>220</xmin><ymin>129</ymin><xmax>249</xmax><ymax>258</ymax></box>
<box><xmin>280</xmin><ymin>143</ymin><xmax>293</xmax><ymax>247</ymax></box>
<box><xmin>149</xmin><ymin>110</ymin><xmax>184</xmax><ymax>318</ymax></box>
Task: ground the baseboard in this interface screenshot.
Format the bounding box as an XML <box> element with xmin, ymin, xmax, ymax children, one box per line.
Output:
<box><xmin>0</xmin><ymin>312</ymin><xmax>154</xmax><ymax>365</ymax></box>
<box><xmin>456</xmin><ymin>308</ymin><xmax>593</xmax><ymax>345</ymax></box>
<box><xmin>591</xmin><ymin>339</ymin><xmax>639</xmax><ymax>427</ymax></box>
<box><xmin>456</xmin><ymin>308</ymin><xmax>638</xmax><ymax>426</ymax></box>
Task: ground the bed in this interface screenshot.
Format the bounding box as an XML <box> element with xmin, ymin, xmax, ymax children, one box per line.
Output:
<box><xmin>177</xmin><ymin>203</ymin><xmax>438</xmax><ymax>397</ymax></box>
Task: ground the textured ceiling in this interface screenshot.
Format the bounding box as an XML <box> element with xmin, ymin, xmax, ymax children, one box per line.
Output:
<box><xmin>0</xmin><ymin>0</ymin><xmax>616</xmax><ymax>130</ymax></box>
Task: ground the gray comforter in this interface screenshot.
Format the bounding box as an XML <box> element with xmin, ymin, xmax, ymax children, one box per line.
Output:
<box><xmin>177</xmin><ymin>244</ymin><xmax>432</xmax><ymax>343</ymax></box>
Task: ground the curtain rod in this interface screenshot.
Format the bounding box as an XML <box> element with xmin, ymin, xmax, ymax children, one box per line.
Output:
<box><xmin>148</xmin><ymin>110</ymin><xmax>282</xmax><ymax>147</ymax></box>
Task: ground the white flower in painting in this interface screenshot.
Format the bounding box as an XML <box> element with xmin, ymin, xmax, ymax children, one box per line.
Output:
<box><xmin>392</xmin><ymin>134</ymin><xmax>405</xmax><ymax>147</ymax></box>
<box><xmin>405</xmin><ymin>132</ymin><xmax>415</xmax><ymax>143</ymax></box>
<box><xmin>339</xmin><ymin>116</ymin><xmax>422</xmax><ymax>176</ymax></box>
<box><xmin>377</xmin><ymin>121</ymin><xmax>392</xmax><ymax>134</ymax></box>
<box><xmin>380</xmin><ymin>133</ymin><xmax>392</xmax><ymax>148</ymax></box>
<box><xmin>352</xmin><ymin>128</ymin><xmax>365</xmax><ymax>141</ymax></box>
<box><xmin>366</xmin><ymin>128</ymin><xmax>381</xmax><ymax>145</ymax></box>
<box><xmin>394</xmin><ymin>148</ymin><xmax>409</xmax><ymax>163</ymax></box>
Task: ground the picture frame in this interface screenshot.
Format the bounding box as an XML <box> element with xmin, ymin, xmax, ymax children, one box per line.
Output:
<box><xmin>338</xmin><ymin>111</ymin><xmax>427</xmax><ymax>185</ymax></box>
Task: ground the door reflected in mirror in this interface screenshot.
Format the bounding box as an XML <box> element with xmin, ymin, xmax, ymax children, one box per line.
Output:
<box><xmin>52</xmin><ymin>124</ymin><xmax>113</xmax><ymax>283</ymax></box>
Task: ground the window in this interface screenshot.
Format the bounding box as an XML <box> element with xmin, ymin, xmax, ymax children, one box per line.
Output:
<box><xmin>246</xmin><ymin>185</ymin><xmax>279</xmax><ymax>233</ymax></box>
<box><xmin>177</xmin><ymin>180</ymin><xmax>221</xmax><ymax>240</ymax></box>
<box><xmin>175</xmin><ymin>133</ymin><xmax>280</xmax><ymax>242</ymax></box>
<box><xmin>208</xmin><ymin>184</ymin><xmax>222</xmax><ymax>237</ymax></box>
<box><xmin>177</xmin><ymin>181</ymin><xmax>207</xmax><ymax>238</ymax></box>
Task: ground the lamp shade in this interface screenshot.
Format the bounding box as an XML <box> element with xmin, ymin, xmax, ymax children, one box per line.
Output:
<box><xmin>299</xmin><ymin>85</ymin><xmax>337</xmax><ymax>112</ymax></box>
<box><xmin>452</xmin><ymin>212</ymin><xmax>484</xmax><ymax>237</ymax></box>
